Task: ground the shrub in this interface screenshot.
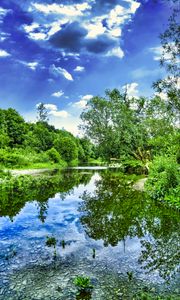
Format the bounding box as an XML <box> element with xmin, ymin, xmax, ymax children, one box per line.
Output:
<box><xmin>46</xmin><ymin>148</ymin><xmax>61</xmax><ymax>163</ymax></box>
<box><xmin>145</xmin><ymin>156</ymin><xmax>180</xmax><ymax>208</ymax></box>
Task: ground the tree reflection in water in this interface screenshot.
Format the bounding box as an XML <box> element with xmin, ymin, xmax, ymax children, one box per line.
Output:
<box><xmin>79</xmin><ymin>171</ymin><xmax>180</xmax><ymax>281</ymax></box>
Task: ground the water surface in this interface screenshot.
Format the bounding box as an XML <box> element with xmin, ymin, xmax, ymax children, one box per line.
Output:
<box><xmin>0</xmin><ymin>169</ymin><xmax>179</xmax><ymax>299</ymax></box>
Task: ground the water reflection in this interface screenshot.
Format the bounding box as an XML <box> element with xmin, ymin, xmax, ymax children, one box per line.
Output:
<box><xmin>0</xmin><ymin>169</ymin><xmax>179</xmax><ymax>299</ymax></box>
<box><xmin>79</xmin><ymin>171</ymin><xmax>180</xmax><ymax>280</ymax></box>
<box><xmin>0</xmin><ymin>169</ymin><xmax>93</xmax><ymax>221</ymax></box>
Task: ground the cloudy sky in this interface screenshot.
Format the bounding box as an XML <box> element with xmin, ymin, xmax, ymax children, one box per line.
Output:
<box><xmin>0</xmin><ymin>0</ymin><xmax>172</xmax><ymax>134</ymax></box>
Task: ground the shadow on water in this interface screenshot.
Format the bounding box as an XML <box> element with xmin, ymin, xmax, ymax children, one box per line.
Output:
<box><xmin>0</xmin><ymin>168</ymin><xmax>179</xmax><ymax>299</ymax></box>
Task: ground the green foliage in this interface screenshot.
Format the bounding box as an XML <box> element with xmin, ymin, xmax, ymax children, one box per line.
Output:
<box><xmin>46</xmin><ymin>236</ymin><xmax>56</xmax><ymax>247</ymax></box>
<box><xmin>80</xmin><ymin>89</ymin><xmax>147</xmax><ymax>161</ymax></box>
<box><xmin>73</xmin><ymin>276</ymin><xmax>93</xmax><ymax>290</ymax></box>
<box><xmin>36</xmin><ymin>103</ymin><xmax>49</xmax><ymax>123</ymax></box>
<box><xmin>145</xmin><ymin>156</ymin><xmax>180</xmax><ymax>208</ymax></box>
<box><xmin>46</xmin><ymin>148</ymin><xmax>61</xmax><ymax>163</ymax></box>
<box><xmin>54</xmin><ymin>136</ymin><xmax>78</xmax><ymax>163</ymax></box>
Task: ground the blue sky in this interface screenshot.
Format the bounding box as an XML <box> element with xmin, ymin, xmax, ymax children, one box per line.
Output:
<box><xmin>0</xmin><ymin>0</ymin><xmax>173</xmax><ymax>134</ymax></box>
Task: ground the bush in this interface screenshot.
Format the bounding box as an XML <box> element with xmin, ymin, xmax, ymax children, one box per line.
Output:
<box><xmin>145</xmin><ymin>156</ymin><xmax>180</xmax><ymax>208</ymax></box>
<box><xmin>46</xmin><ymin>148</ymin><xmax>61</xmax><ymax>163</ymax></box>
<box><xmin>0</xmin><ymin>150</ymin><xmax>28</xmax><ymax>167</ymax></box>
<box><xmin>54</xmin><ymin>136</ymin><xmax>78</xmax><ymax>163</ymax></box>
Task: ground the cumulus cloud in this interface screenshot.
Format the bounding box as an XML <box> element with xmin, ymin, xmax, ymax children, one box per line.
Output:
<box><xmin>150</xmin><ymin>45</ymin><xmax>175</xmax><ymax>62</ymax></box>
<box><xmin>50</xmin><ymin>22</ymin><xmax>87</xmax><ymax>53</ymax></box>
<box><xmin>73</xmin><ymin>95</ymin><xmax>93</xmax><ymax>108</ymax></box>
<box><xmin>122</xmin><ymin>82</ymin><xmax>139</xmax><ymax>99</ymax></box>
<box><xmin>51</xmin><ymin>90</ymin><xmax>64</xmax><ymax>97</ymax></box>
<box><xmin>106</xmin><ymin>46</ymin><xmax>124</xmax><ymax>58</ymax></box>
<box><xmin>31</xmin><ymin>2</ymin><xmax>91</xmax><ymax>17</ymax></box>
<box><xmin>0</xmin><ymin>49</ymin><xmax>11</xmax><ymax>57</ymax></box>
<box><xmin>44</xmin><ymin>104</ymin><xmax>57</xmax><ymax>111</ymax></box>
<box><xmin>50</xmin><ymin>64</ymin><xmax>73</xmax><ymax>81</ymax></box>
<box><xmin>23</xmin><ymin>0</ymin><xmax>141</xmax><ymax>60</ymax></box>
<box><xmin>84</xmin><ymin>17</ymin><xmax>106</xmax><ymax>38</ymax></box>
<box><xmin>74</xmin><ymin>66</ymin><xmax>85</xmax><ymax>72</ymax></box>
<box><xmin>49</xmin><ymin>110</ymin><xmax>69</xmax><ymax>117</ymax></box>
<box><xmin>36</xmin><ymin>102</ymin><xmax>70</xmax><ymax>118</ymax></box>
<box><xmin>85</xmin><ymin>34</ymin><xmax>115</xmax><ymax>53</ymax></box>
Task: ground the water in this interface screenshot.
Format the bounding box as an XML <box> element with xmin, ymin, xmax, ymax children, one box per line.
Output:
<box><xmin>0</xmin><ymin>169</ymin><xmax>179</xmax><ymax>299</ymax></box>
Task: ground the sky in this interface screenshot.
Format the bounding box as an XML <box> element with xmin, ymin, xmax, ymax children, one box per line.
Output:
<box><xmin>0</xmin><ymin>0</ymin><xmax>173</xmax><ymax>135</ymax></box>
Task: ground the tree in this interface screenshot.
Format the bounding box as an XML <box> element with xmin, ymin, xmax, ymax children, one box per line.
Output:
<box><xmin>36</xmin><ymin>103</ymin><xmax>49</xmax><ymax>123</ymax></box>
<box><xmin>80</xmin><ymin>89</ymin><xmax>146</xmax><ymax>161</ymax></box>
<box><xmin>4</xmin><ymin>108</ymin><xmax>27</xmax><ymax>147</ymax></box>
<box><xmin>153</xmin><ymin>3</ymin><xmax>180</xmax><ymax>115</ymax></box>
<box><xmin>54</xmin><ymin>136</ymin><xmax>78</xmax><ymax>162</ymax></box>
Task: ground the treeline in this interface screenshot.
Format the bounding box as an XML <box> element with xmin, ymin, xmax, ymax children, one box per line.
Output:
<box><xmin>0</xmin><ymin>107</ymin><xmax>96</xmax><ymax>168</ymax></box>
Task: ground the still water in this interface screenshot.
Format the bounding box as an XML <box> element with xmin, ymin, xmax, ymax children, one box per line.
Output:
<box><xmin>0</xmin><ymin>169</ymin><xmax>179</xmax><ymax>299</ymax></box>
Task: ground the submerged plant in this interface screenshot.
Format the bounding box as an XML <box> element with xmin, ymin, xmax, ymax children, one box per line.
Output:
<box><xmin>127</xmin><ymin>271</ymin><xmax>133</xmax><ymax>281</ymax></box>
<box><xmin>61</xmin><ymin>240</ymin><xmax>65</xmax><ymax>249</ymax></box>
<box><xmin>92</xmin><ymin>248</ymin><xmax>96</xmax><ymax>259</ymax></box>
<box><xmin>73</xmin><ymin>276</ymin><xmax>93</xmax><ymax>291</ymax></box>
<box><xmin>46</xmin><ymin>236</ymin><xmax>57</xmax><ymax>247</ymax></box>
<box><xmin>46</xmin><ymin>236</ymin><xmax>57</xmax><ymax>258</ymax></box>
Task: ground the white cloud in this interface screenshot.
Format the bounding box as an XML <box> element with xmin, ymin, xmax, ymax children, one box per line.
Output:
<box><xmin>18</xmin><ymin>60</ymin><xmax>39</xmax><ymax>70</ymax></box>
<box><xmin>23</xmin><ymin>23</ymin><xmax>40</xmax><ymax>33</ymax></box>
<box><xmin>108</xmin><ymin>5</ymin><xmax>126</xmax><ymax>28</ymax></box>
<box><xmin>32</xmin><ymin>2</ymin><xmax>91</xmax><ymax>17</ymax></box>
<box><xmin>27</xmin><ymin>62</ymin><xmax>38</xmax><ymax>70</ymax></box>
<box><xmin>85</xmin><ymin>18</ymin><xmax>105</xmax><ymax>38</ymax></box>
<box><xmin>126</xmin><ymin>0</ymin><xmax>141</xmax><ymax>14</ymax></box>
<box><xmin>74</xmin><ymin>66</ymin><xmax>85</xmax><ymax>72</ymax></box>
<box><xmin>44</xmin><ymin>104</ymin><xmax>57</xmax><ymax>111</ymax></box>
<box><xmin>29</xmin><ymin>32</ymin><xmax>47</xmax><ymax>40</ymax></box>
<box><xmin>122</xmin><ymin>82</ymin><xmax>139</xmax><ymax>99</ymax></box>
<box><xmin>73</xmin><ymin>94</ymin><xmax>93</xmax><ymax>108</ymax></box>
<box><xmin>52</xmin><ymin>90</ymin><xmax>64</xmax><ymax>98</ymax></box>
<box><xmin>50</xmin><ymin>64</ymin><xmax>73</xmax><ymax>81</ymax></box>
<box><xmin>0</xmin><ymin>49</ymin><xmax>11</xmax><ymax>57</ymax></box>
<box><xmin>0</xmin><ymin>7</ymin><xmax>11</xmax><ymax>22</ymax></box>
<box><xmin>154</xmin><ymin>92</ymin><xmax>168</xmax><ymax>101</ymax></box>
<box><xmin>49</xmin><ymin>110</ymin><xmax>70</xmax><ymax>118</ymax></box>
<box><xmin>106</xmin><ymin>47</ymin><xmax>124</xmax><ymax>59</ymax></box>
<box><xmin>150</xmin><ymin>46</ymin><xmax>173</xmax><ymax>61</ymax></box>
<box><xmin>36</xmin><ymin>102</ymin><xmax>70</xmax><ymax>118</ymax></box>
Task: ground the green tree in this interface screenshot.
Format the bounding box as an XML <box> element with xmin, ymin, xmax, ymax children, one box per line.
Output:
<box><xmin>36</xmin><ymin>103</ymin><xmax>49</xmax><ymax>123</ymax></box>
<box><xmin>4</xmin><ymin>108</ymin><xmax>27</xmax><ymax>147</ymax></box>
<box><xmin>153</xmin><ymin>4</ymin><xmax>180</xmax><ymax>116</ymax></box>
<box><xmin>54</xmin><ymin>136</ymin><xmax>78</xmax><ymax>162</ymax></box>
<box><xmin>80</xmin><ymin>89</ymin><xmax>146</xmax><ymax>161</ymax></box>
<box><xmin>24</xmin><ymin>123</ymin><xmax>54</xmax><ymax>151</ymax></box>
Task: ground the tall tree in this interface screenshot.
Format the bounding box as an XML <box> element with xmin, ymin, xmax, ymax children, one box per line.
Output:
<box><xmin>36</xmin><ymin>103</ymin><xmax>49</xmax><ymax>123</ymax></box>
<box><xmin>153</xmin><ymin>2</ymin><xmax>180</xmax><ymax>116</ymax></box>
<box><xmin>80</xmin><ymin>89</ymin><xmax>146</xmax><ymax>161</ymax></box>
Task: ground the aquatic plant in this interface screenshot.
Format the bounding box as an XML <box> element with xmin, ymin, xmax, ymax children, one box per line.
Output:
<box><xmin>61</xmin><ymin>240</ymin><xmax>65</xmax><ymax>248</ymax></box>
<box><xmin>73</xmin><ymin>276</ymin><xmax>93</xmax><ymax>291</ymax></box>
<box><xmin>46</xmin><ymin>236</ymin><xmax>57</xmax><ymax>258</ymax></box>
<box><xmin>127</xmin><ymin>271</ymin><xmax>133</xmax><ymax>281</ymax></box>
<box><xmin>92</xmin><ymin>248</ymin><xmax>96</xmax><ymax>259</ymax></box>
<box><xmin>46</xmin><ymin>236</ymin><xmax>57</xmax><ymax>247</ymax></box>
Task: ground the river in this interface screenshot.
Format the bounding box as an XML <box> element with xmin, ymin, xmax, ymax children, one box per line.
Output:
<box><xmin>0</xmin><ymin>168</ymin><xmax>179</xmax><ymax>299</ymax></box>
